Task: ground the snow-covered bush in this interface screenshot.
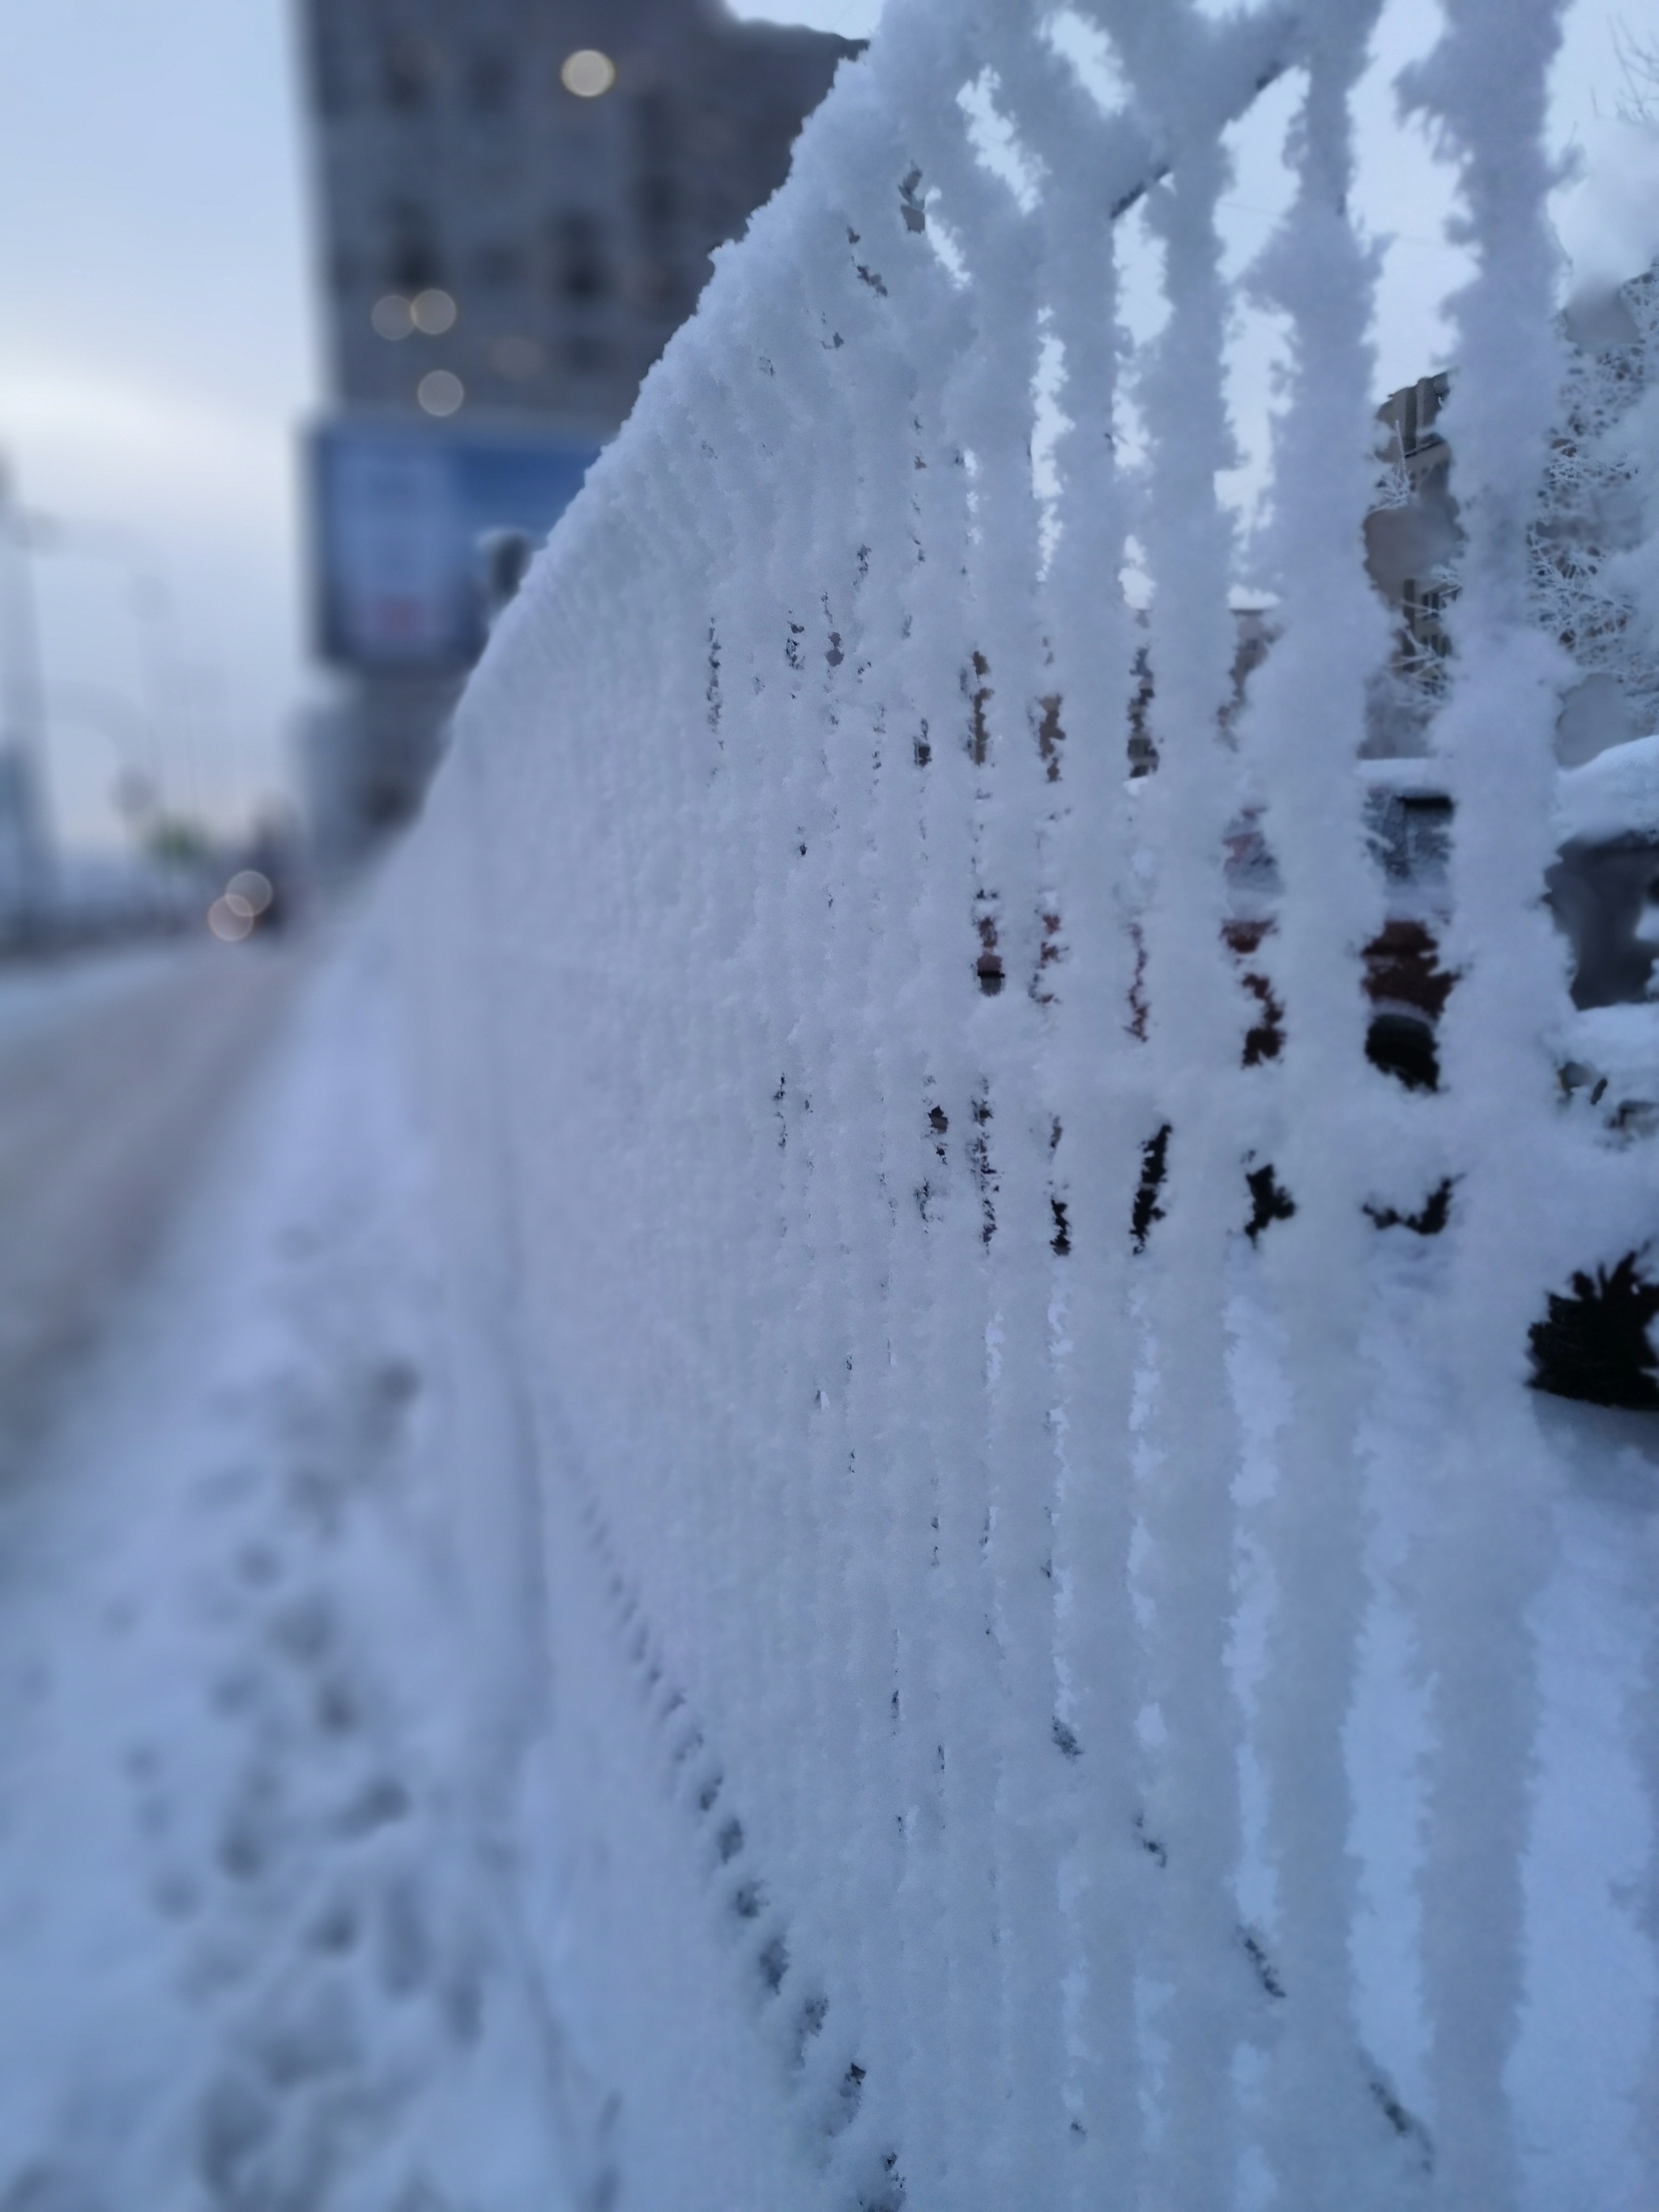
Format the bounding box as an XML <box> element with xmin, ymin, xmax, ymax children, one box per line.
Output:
<box><xmin>392</xmin><ymin>2</ymin><xmax>1658</xmax><ymax>2206</ymax></box>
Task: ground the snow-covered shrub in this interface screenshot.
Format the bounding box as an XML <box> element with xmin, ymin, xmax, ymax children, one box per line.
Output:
<box><xmin>392</xmin><ymin>2</ymin><xmax>1658</xmax><ymax>2206</ymax></box>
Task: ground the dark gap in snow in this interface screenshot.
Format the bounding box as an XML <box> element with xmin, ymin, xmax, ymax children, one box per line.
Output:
<box><xmin>1036</xmin><ymin>692</ymin><xmax>1064</xmax><ymax>782</ymax></box>
<box><xmin>1226</xmin><ymin>918</ymin><xmax>1285</xmax><ymax>1063</ymax></box>
<box><xmin>968</xmin><ymin>1090</ymin><xmax>997</xmax><ymax>1244</ymax></box>
<box><xmin>791</xmin><ymin>1994</ymin><xmax>830</xmax><ymax>2072</ymax></box>
<box><xmin>1365</xmin><ymin>1009</ymin><xmax>1441</xmax><ymax>1091</ymax></box>
<box><xmin>834</xmin><ymin>2061</ymin><xmax>867</xmax><ymax>2133</ymax></box>
<box><xmin>856</xmin><ymin>2146</ymin><xmax>906</xmax><ymax>2211</ymax></box>
<box><xmin>1243</xmin><ymin>1162</ymin><xmax>1295</xmax><ymax>1243</ymax></box>
<box><xmin>758</xmin><ymin>1933</ymin><xmax>789</xmax><ymax>1995</ymax></box>
<box><xmin>975</xmin><ymin>897</ymin><xmax>1003</xmax><ymax>995</ymax></box>
<box><xmin>1367</xmin><ymin>2072</ymin><xmax>1435</xmax><ymax>2173</ymax></box>
<box><xmin>1530</xmin><ymin>1252</ymin><xmax>1659</xmax><ymax>1409</ymax></box>
<box><xmin>1132</xmin><ymin>1125</ymin><xmax>1170</xmax><ymax>1251</ymax></box>
<box><xmin>1127</xmin><ymin>645</ymin><xmax>1156</xmax><ymax>774</ymax></box>
<box><xmin>1134</xmin><ymin>1813</ymin><xmax>1167</xmax><ymax>1869</ymax></box>
<box><xmin>966</xmin><ymin>651</ymin><xmax>992</xmax><ymax>765</ymax></box>
<box><xmin>1239</xmin><ymin>1924</ymin><xmax>1285</xmax><ymax>2000</ymax></box>
<box><xmin>1366</xmin><ymin>1178</ymin><xmax>1454</xmax><ymax>1237</ymax></box>
<box><xmin>1034</xmin><ymin>910</ymin><xmax>1063</xmax><ymax>1002</ymax></box>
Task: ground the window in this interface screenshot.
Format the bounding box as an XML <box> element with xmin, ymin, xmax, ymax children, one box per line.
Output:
<box><xmin>553</xmin><ymin>212</ymin><xmax>609</xmax><ymax>303</ymax></box>
<box><xmin>387</xmin><ymin>203</ymin><xmax>442</xmax><ymax>294</ymax></box>
<box><xmin>474</xmin><ymin>242</ymin><xmax>526</xmax><ymax>289</ymax></box>
<box><xmin>635</xmin><ymin>173</ymin><xmax>678</xmax><ymax>229</ymax></box>
<box><xmin>468</xmin><ymin>47</ymin><xmax>511</xmax><ymax>113</ymax></box>
<box><xmin>384</xmin><ymin>34</ymin><xmax>440</xmax><ymax>112</ymax></box>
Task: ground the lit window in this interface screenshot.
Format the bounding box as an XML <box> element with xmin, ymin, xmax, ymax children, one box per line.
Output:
<box><xmin>560</xmin><ymin>49</ymin><xmax>616</xmax><ymax>99</ymax></box>
<box><xmin>372</xmin><ymin>294</ymin><xmax>415</xmax><ymax>339</ymax></box>
<box><xmin>412</xmin><ymin>288</ymin><xmax>458</xmax><ymax>334</ymax></box>
<box><xmin>418</xmin><ymin>369</ymin><xmax>465</xmax><ymax>416</ymax></box>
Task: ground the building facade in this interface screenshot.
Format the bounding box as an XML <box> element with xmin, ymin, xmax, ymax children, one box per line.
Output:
<box><xmin>299</xmin><ymin>0</ymin><xmax>857</xmax><ymax>855</ymax></box>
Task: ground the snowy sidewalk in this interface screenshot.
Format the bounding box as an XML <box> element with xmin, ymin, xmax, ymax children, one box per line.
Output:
<box><xmin>0</xmin><ymin>926</ymin><xmax>578</xmax><ymax>2212</ymax></box>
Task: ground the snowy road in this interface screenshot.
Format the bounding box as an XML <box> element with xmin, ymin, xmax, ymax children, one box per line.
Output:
<box><xmin>0</xmin><ymin>927</ymin><xmax>582</xmax><ymax>2212</ymax></box>
<box><xmin>0</xmin><ymin>937</ymin><xmax>302</xmax><ymax>1482</ymax></box>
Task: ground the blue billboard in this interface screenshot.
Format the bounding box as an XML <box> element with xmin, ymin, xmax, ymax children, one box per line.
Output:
<box><xmin>310</xmin><ymin>416</ymin><xmax>602</xmax><ymax>671</ymax></box>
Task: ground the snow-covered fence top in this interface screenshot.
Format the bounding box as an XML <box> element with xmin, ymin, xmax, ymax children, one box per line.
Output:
<box><xmin>397</xmin><ymin>2</ymin><xmax>1658</xmax><ymax>2206</ymax></box>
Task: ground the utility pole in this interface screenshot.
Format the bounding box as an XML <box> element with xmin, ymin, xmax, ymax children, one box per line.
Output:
<box><xmin>0</xmin><ymin>455</ymin><xmax>53</xmax><ymax>945</ymax></box>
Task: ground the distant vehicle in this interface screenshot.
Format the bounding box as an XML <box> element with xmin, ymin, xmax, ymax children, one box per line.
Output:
<box><xmin>207</xmin><ymin>853</ymin><xmax>295</xmax><ymax>945</ymax></box>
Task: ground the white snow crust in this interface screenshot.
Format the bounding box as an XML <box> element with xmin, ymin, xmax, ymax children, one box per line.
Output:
<box><xmin>1556</xmin><ymin>730</ymin><xmax>1659</xmax><ymax>846</ymax></box>
<box><xmin>0</xmin><ymin>930</ymin><xmax>590</xmax><ymax>2211</ymax></box>
<box><xmin>10</xmin><ymin>0</ymin><xmax>1655</xmax><ymax>2206</ymax></box>
<box><xmin>377</xmin><ymin>0</ymin><xmax>1659</xmax><ymax>2204</ymax></box>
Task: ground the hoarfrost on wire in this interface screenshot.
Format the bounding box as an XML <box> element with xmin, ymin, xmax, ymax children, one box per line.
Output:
<box><xmin>386</xmin><ymin>0</ymin><xmax>1659</xmax><ymax>2206</ymax></box>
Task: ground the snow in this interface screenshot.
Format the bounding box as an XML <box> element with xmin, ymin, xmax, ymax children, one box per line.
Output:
<box><xmin>0</xmin><ymin>925</ymin><xmax>581</xmax><ymax>2211</ymax></box>
<box><xmin>1556</xmin><ymin>730</ymin><xmax>1659</xmax><ymax>846</ymax></box>
<box><xmin>377</xmin><ymin>0</ymin><xmax>1659</xmax><ymax>2201</ymax></box>
<box><xmin>0</xmin><ymin>917</ymin><xmax>1651</xmax><ymax>2207</ymax></box>
<box><xmin>6</xmin><ymin>0</ymin><xmax>1659</xmax><ymax>2203</ymax></box>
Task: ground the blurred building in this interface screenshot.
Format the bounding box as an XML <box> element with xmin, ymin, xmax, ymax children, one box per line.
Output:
<box><xmin>299</xmin><ymin>0</ymin><xmax>858</xmax><ymax>860</ymax></box>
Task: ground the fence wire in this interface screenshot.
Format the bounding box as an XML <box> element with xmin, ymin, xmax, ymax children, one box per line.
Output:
<box><xmin>394</xmin><ymin>2</ymin><xmax>1655</xmax><ymax>2206</ymax></box>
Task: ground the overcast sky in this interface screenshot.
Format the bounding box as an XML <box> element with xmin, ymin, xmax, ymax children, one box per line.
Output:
<box><xmin>1</xmin><ymin>0</ymin><xmax>1655</xmax><ymax>850</ymax></box>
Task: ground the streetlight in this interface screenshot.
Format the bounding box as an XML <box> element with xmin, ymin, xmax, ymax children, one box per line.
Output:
<box><xmin>47</xmin><ymin>679</ymin><xmax>161</xmax><ymax>843</ymax></box>
<box><xmin>28</xmin><ymin>517</ymin><xmax>182</xmax><ymax>809</ymax></box>
<box><xmin>15</xmin><ymin>504</ymin><xmax>220</xmax><ymax>846</ymax></box>
<box><xmin>0</xmin><ymin>468</ymin><xmax>238</xmax><ymax>920</ymax></box>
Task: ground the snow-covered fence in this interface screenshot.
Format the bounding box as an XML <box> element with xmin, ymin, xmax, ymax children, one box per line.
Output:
<box><xmin>395</xmin><ymin>2</ymin><xmax>1658</xmax><ymax>2205</ymax></box>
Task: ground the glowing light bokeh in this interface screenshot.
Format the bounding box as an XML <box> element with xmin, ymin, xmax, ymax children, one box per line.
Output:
<box><xmin>560</xmin><ymin>49</ymin><xmax>616</xmax><ymax>98</ymax></box>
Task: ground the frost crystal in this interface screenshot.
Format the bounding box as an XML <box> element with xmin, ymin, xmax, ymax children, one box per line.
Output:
<box><xmin>392</xmin><ymin>2</ymin><xmax>1659</xmax><ymax>2204</ymax></box>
